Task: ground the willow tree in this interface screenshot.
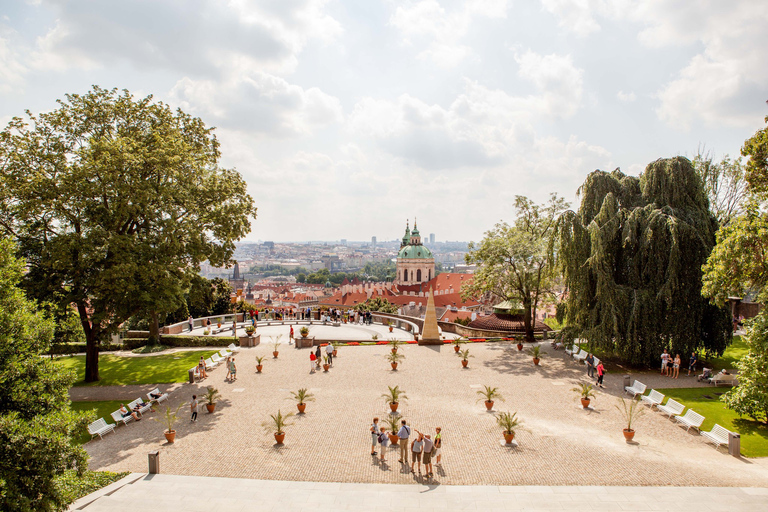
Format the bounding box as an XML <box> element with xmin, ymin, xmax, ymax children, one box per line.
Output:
<box><xmin>0</xmin><ymin>87</ymin><xmax>256</xmax><ymax>382</ymax></box>
<box><xmin>558</xmin><ymin>157</ymin><xmax>731</xmax><ymax>364</ymax></box>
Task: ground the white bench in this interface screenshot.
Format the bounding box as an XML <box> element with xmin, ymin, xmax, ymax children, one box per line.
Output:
<box><xmin>709</xmin><ymin>373</ymin><xmax>739</xmax><ymax>386</ymax></box>
<box><xmin>204</xmin><ymin>357</ymin><xmax>217</xmax><ymax>371</ymax></box>
<box><xmin>87</xmin><ymin>418</ymin><xmax>116</xmax><ymax>440</ymax></box>
<box><xmin>219</xmin><ymin>349</ymin><xmax>232</xmax><ymax>358</ymax></box>
<box><xmin>640</xmin><ymin>389</ymin><xmax>665</xmax><ymax>409</ymax></box>
<box><xmin>111</xmin><ymin>409</ymin><xmax>134</xmax><ymax>426</ymax></box>
<box><xmin>624</xmin><ymin>380</ymin><xmax>647</xmax><ymax>398</ymax></box>
<box><xmin>657</xmin><ymin>398</ymin><xmax>685</xmax><ymax>418</ymax></box>
<box><xmin>147</xmin><ymin>388</ymin><xmax>168</xmax><ymax>404</ymax></box>
<box><xmin>227</xmin><ymin>343</ymin><xmax>241</xmax><ymax>353</ymax></box>
<box><xmin>675</xmin><ymin>409</ymin><xmax>705</xmax><ymax>432</ymax></box>
<box><xmin>574</xmin><ymin>349</ymin><xmax>588</xmax><ymax>362</ymax></box>
<box><xmin>701</xmin><ymin>424</ymin><xmax>733</xmax><ymax>449</ymax></box>
<box><xmin>565</xmin><ymin>344</ymin><xmax>579</xmax><ymax>356</ymax></box>
<box><xmin>129</xmin><ymin>398</ymin><xmax>152</xmax><ymax>415</ymax></box>
<box><xmin>211</xmin><ymin>353</ymin><xmax>226</xmax><ymax>365</ymax></box>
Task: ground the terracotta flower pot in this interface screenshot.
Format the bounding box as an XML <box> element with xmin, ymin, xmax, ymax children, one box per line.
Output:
<box><xmin>389</xmin><ymin>326</ymin><xmax>393</xmax><ymax>332</ymax></box>
<box><xmin>164</xmin><ymin>430</ymin><xmax>176</xmax><ymax>443</ymax></box>
<box><xmin>391</xmin><ymin>362</ymin><xmax>398</xmax><ymax>370</ymax></box>
<box><xmin>274</xmin><ymin>432</ymin><xmax>285</xmax><ymax>444</ymax></box>
<box><xmin>390</xmin><ymin>402</ymin><xmax>399</xmax><ymax>412</ymax></box>
<box><xmin>461</xmin><ymin>360</ymin><xmax>468</xmax><ymax>368</ymax></box>
<box><xmin>454</xmin><ymin>345</ymin><xmax>460</xmax><ymax>352</ymax></box>
<box><xmin>517</xmin><ymin>343</ymin><xmax>523</xmax><ymax>351</ymax></box>
<box><xmin>533</xmin><ymin>357</ymin><xmax>540</xmax><ymax>366</ymax></box>
<box><xmin>391</xmin><ymin>348</ymin><xmax>398</xmax><ymax>354</ymax></box>
<box><xmin>580</xmin><ymin>398</ymin><xmax>591</xmax><ymax>409</ymax></box>
<box><xmin>623</xmin><ymin>429</ymin><xmax>635</xmax><ymax>441</ymax></box>
<box><xmin>323</xmin><ymin>364</ymin><xmax>330</xmax><ymax>371</ymax></box>
<box><xmin>273</xmin><ymin>351</ymin><xmax>279</xmax><ymax>358</ymax></box>
<box><xmin>217</xmin><ymin>323</ymin><xmax>221</xmax><ymax>328</ymax></box>
<box><xmin>503</xmin><ymin>432</ymin><xmax>515</xmax><ymax>444</ymax></box>
<box><xmin>333</xmin><ymin>350</ymin><xmax>337</xmax><ymax>356</ymax></box>
<box><xmin>388</xmin><ymin>433</ymin><xmax>399</xmax><ymax>445</ymax></box>
<box><xmin>301</xmin><ymin>332</ymin><xmax>308</xmax><ymax>338</ymax></box>
<box><xmin>256</xmin><ymin>364</ymin><xmax>263</xmax><ymax>373</ymax></box>
<box><xmin>297</xmin><ymin>403</ymin><xmax>306</xmax><ymax>413</ymax></box>
<box><xmin>485</xmin><ymin>400</ymin><xmax>494</xmax><ymax>411</ymax></box>
<box><xmin>206</xmin><ymin>403</ymin><xmax>216</xmax><ymax>414</ymax></box>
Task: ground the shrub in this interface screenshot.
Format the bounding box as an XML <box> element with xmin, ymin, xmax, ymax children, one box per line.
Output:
<box><xmin>160</xmin><ymin>335</ymin><xmax>238</xmax><ymax>348</ymax></box>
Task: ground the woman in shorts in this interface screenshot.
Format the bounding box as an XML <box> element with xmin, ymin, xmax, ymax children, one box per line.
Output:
<box><xmin>410</xmin><ymin>433</ymin><xmax>424</xmax><ymax>474</ymax></box>
<box><xmin>672</xmin><ymin>354</ymin><xmax>681</xmax><ymax>379</ymax></box>
<box><xmin>229</xmin><ymin>358</ymin><xmax>237</xmax><ymax>381</ymax></box>
<box><xmin>434</xmin><ymin>427</ymin><xmax>442</xmax><ymax>465</ymax></box>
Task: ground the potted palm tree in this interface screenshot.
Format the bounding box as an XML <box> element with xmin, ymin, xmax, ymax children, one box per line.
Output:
<box><xmin>389</xmin><ymin>338</ymin><xmax>403</xmax><ymax>354</ymax></box>
<box><xmin>388</xmin><ymin>320</ymin><xmax>394</xmax><ymax>333</ymax></box>
<box><xmin>477</xmin><ymin>385</ymin><xmax>504</xmax><ymax>411</ymax></box>
<box><xmin>255</xmin><ymin>354</ymin><xmax>265</xmax><ymax>373</ymax></box>
<box><xmin>572</xmin><ymin>383</ymin><xmax>596</xmax><ymax>409</ymax></box>
<box><xmin>271</xmin><ymin>336</ymin><xmax>282</xmax><ymax>358</ymax></box>
<box><xmin>459</xmin><ymin>348</ymin><xmax>474</xmax><ymax>368</ymax></box>
<box><xmin>153</xmin><ymin>404</ymin><xmax>183</xmax><ymax>443</ymax></box>
<box><xmin>515</xmin><ymin>337</ymin><xmax>523</xmax><ymax>351</ymax></box>
<box><xmin>383</xmin><ymin>415</ymin><xmax>402</xmax><ymax>445</ymax></box>
<box><xmin>289</xmin><ymin>388</ymin><xmax>315</xmax><ymax>413</ymax></box>
<box><xmin>497</xmin><ymin>411</ymin><xmax>520</xmax><ymax>444</ymax></box>
<box><xmin>204</xmin><ymin>386</ymin><xmax>222</xmax><ymax>413</ymax></box>
<box><xmin>331</xmin><ymin>340</ymin><xmax>338</xmax><ymax>357</ymax></box>
<box><xmin>387</xmin><ymin>351</ymin><xmax>404</xmax><ymax>370</ymax></box>
<box><xmin>528</xmin><ymin>345</ymin><xmax>542</xmax><ymax>365</ymax></box>
<box><xmin>322</xmin><ymin>355</ymin><xmax>330</xmax><ymax>372</ymax></box>
<box><xmin>300</xmin><ymin>326</ymin><xmax>309</xmax><ymax>338</ymax></box>
<box><xmin>453</xmin><ymin>337</ymin><xmax>466</xmax><ymax>353</ymax></box>
<box><xmin>217</xmin><ymin>318</ymin><xmax>222</xmax><ymax>328</ymax></box>
<box><xmin>262</xmin><ymin>409</ymin><xmax>294</xmax><ymax>444</ymax></box>
<box><xmin>381</xmin><ymin>385</ymin><xmax>408</xmax><ymax>413</ymax></box>
<box><xmin>616</xmin><ymin>397</ymin><xmax>645</xmax><ymax>442</ymax></box>
<box><xmin>372</xmin><ymin>334</ymin><xmax>379</xmax><ymax>341</ymax></box>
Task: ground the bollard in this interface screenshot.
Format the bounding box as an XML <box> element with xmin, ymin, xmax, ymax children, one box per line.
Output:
<box><xmin>188</xmin><ymin>368</ymin><xmax>195</xmax><ymax>384</ymax></box>
<box><xmin>623</xmin><ymin>375</ymin><xmax>630</xmax><ymax>389</ymax></box>
<box><xmin>728</xmin><ymin>432</ymin><xmax>741</xmax><ymax>457</ymax></box>
<box><xmin>148</xmin><ymin>451</ymin><xmax>160</xmax><ymax>474</ymax></box>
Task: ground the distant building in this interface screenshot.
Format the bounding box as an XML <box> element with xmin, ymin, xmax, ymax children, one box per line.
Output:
<box><xmin>340</xmin><ymin>239</ymin><xmax>347</xmax><ymax>246</ymax></box>
<box><xmin>371</xmin><ymin>236</ymin><xmax>377</xmax><ymax>247</ymax></box>
<box><xmin>229</xmin><ymin>261</ymin><xmax>245</xmax><ymax>294</ymax></box>
<box><xmin>429</xmin><ymin>233</ymin><xmax>435</xmax><ymax>245</ymax></box>
<box><xmin>262</xmin><ymin>241</ymin><xmax>275</xmax><ymax>250</ymax></box>
<box><xmin>396</xmin><ymin>220</ymin><xmax>434</xmax><ymax>286</ymax></box>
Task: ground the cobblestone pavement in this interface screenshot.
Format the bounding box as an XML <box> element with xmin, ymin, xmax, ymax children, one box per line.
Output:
<box><xmin>83</xmin><ymin>342</ymin><xmax>768</xmax><ymax>487</ymax></box>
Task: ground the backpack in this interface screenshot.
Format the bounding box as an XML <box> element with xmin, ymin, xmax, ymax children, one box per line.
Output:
<box><xmin>378</xmin><ymin>432</ymin><xmax>387</xmax><ymax>444</ymax></box>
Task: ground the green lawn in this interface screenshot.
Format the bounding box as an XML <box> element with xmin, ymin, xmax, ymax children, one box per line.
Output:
<box><xmin>71</xmin><ymin>400</ymin><xmax>125</xmax><ymax>444</ymax></box>
<box><xmin>655</xmin><ymin>387</ymin><xmax>768</xmax><ymax>457</ymax></box>
<box><xmin>707</xmin><ymin>335</ymin><xmax>747</xmax><ymax>370</ymax></box>
<box><xmin>56</xmin><ymin>350</ymin><xmax>219</xmax><ymax>386</ymax></box>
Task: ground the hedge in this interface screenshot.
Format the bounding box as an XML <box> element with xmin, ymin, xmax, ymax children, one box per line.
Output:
<box><xmin>47</xmin><ymin>342</ymin><xmax>122</xmax><ymax>355</ymax></box>
<box><xmin>160</xmin><ymin>335</ymin><xmax>239</xmax><ymax>348</ymax></box>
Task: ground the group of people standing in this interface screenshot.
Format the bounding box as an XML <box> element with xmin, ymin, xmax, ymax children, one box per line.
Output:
<box><xmin>370</xmin><ymin>418</ymin><xmax>442</xmax><ymax>478</ymax></box>
<box><xmin>661</xmin><ymin>349</ymin><xmax>697</xmax><ymax>378</ymax></box>
<box><xmin>309</xmin><ymin>343</ymin><xmax>334</xmax><ymax>372</ymax></box>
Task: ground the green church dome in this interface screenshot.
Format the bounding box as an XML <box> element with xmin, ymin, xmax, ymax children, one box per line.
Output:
<box><xmin>397</xmin><ymin>244</ymin><xmax>433</xmax><ymax>259</ymax></box>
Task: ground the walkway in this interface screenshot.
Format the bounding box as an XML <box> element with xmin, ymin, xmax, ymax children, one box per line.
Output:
<box><xmin>71</xmin><ymin>474</ymin><xmax>768</xmax><ymax>511</ymax></box>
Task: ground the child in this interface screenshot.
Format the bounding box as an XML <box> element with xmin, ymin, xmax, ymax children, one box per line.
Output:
<box><xmin>309</xmin><ymin>351</ymin><xmax>316</xmax><ymax>373</ymax></box>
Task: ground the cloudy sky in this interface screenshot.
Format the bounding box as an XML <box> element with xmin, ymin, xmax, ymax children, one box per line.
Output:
<box><xmin>1</xmin><ymin>1</ymin><xmax>766</xmax><ymax>243</ymax></box>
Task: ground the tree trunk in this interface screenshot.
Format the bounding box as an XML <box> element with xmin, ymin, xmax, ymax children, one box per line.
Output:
<box><xmin>76</xmin><ymin>301</ymin><xmax>100</xmax><ymax>383</ymax></box>
<box><xmin>523</xmin><ymin>300</ymin><xmax>534</xmax><ymax>342</ymax></box>
<box><xmin>149</xmin><ymin>310</ymin><xmax>160</xmax><ymax>344</ymax></box>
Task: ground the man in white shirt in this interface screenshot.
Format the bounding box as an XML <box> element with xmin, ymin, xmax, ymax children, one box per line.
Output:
<box><xmin>397</xmin><ymin>420</ymin><xmax>411</xmax><ymax>464</ymax></box>
<box><xmin>325</xmin><ymin>342</ymin><xmax>334</xmax><ymax>366</ymax></box>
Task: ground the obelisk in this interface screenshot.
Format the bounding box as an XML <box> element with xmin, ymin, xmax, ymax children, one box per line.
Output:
<box><xmin>419</xmin><ymin>288</ymin><xmax>441</xmax><ymax>345</ymax></box>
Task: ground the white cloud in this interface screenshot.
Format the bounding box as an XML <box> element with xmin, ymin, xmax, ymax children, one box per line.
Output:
<box><xmin>514</xmin><ymin>50</ymin><xmax>584</xmax><ymax>117</ymax></box>
<box><xmin>169</xmin><ymin>71</ymin><xmax>343</xmax><ymax>137</ymax></box>
<box><xmin>617</xmin><ymin>90</ymin><xmax>636</xmax><ymax>102</ymax></box>
<box><xmin>539</xmin><ymin>0</ymin><xmax>630</xmax><ymax>37</ymax></box>
<box><xmin>0</xmin><ymin>34</ymin><xmax>27</xmax><ymax>94</ymax></box>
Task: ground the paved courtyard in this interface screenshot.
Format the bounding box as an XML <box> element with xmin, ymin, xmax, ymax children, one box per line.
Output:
<box><xmin>82</xmin><ymin>339</ymin><xmax>768</xmax><ymax>487</ymax></box>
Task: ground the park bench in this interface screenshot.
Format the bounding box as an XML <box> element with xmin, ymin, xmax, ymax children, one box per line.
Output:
<box><xmin>624</xmin><ymin>380</ymin><xmax>647</xmax><ymax>398</ymax></box>
<box><xmin>129</xmin><ymin>398</ymin><xmax>152</xmax><ymax>415</ymax></box>
<box><xmin>111</xmin><ymin>409</ymin><xmax>134</xmax><ymax>426</ymax></box>
<box><xmin>640</xmin><ymin>389</ymin><xmax>665</xmax><ymax>409</ymax></box>
<box><xmin>219</xmin><ymin>349</ymin><xmax>232</xmax><ymax>358</ymax></box>
<box><xmin>675</xmin><ymin>409</ymin><xmax>705</xmax><ymax>432</ymax></box>
<box><xmin>657</xmin><ymin>398</ymin><xmax>685</xmax><ymax>418</ymax></box>
<box><xmin>709</xmin><ymin>373</ymin><xmax>739</xmax><ymax>386</ymax></box>
<box><xmin>87</xmin><ymin>418</ymin><xmax>116</xmax><ymax>440</ymax></box>
<box><xmin>574</xmin><ymin>349</ymin><xmax>588</xmax><ymax>362</ymax></box>
<box><xmin>204</xmin><ymin>357</ymin><xmax>218</xmax><ymax>371</ymax></box>
<box><xmin>147</xmin><ymin>388</ymin><xmax>168</xmax><ymax>404</ymax></box>
<box><xmin>227</xmin><ymin>343</ymin><xmax>241</xmax><ymax>353</ymax></box>
<box><xmin>211</xmin><ymin>353</ymin><xmax>226</xmax><ymax>365</ymax></box>
<box><xmin>701</xmin><ymin>424</ymin><xmax>733</xmax><ymax>449</ymax></box>
<box><xmin>565</xmin><ymin>344</ymin><xmax>579</xmax><ymax>356</ymax></box>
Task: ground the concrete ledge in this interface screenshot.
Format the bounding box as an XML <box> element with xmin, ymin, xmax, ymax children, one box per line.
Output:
<box><xmin>68</xmin><ymin>472</ymin><xmax>145</xmax><ymax>511</ymax></box>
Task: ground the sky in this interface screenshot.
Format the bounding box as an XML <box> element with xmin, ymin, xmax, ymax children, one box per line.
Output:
<box><xmin>1</xmin><ymin>1</ymin><xmax>767</xmax><ymax>243</ymax></box>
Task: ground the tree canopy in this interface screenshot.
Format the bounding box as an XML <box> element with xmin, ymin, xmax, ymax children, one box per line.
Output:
<box><xmin>0</xmin><ymin>238</ymin><xmax>87</xmax><ymax>511</ymax></box>
<box><xmin>464</xmin><ymin>194</ymin><xmax>568</xmax><ymax>341</ymax></box>
<box><xmin>558</xmin><ymin>157</ymin><xmax>731</xmax><ymax>364</ymax></box>
<box><xmin>353</xmin><ymin>297</ymin><xmax>399</xmax><ymax>314</ymax></box>
<box><xmin>0</xmin><ymin>87</ymin><xmax>255</xmax><ymax>381</ymax></box>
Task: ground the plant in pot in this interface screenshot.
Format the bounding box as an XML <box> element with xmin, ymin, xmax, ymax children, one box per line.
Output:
<box><xmin>245</xmin><ymin>325</ymin><xmax>255</xmax><ymax>336</ymax></box>
<box><xmin>331</xmin><ymin>341</ymin><xmax>338</xmax><ymax>357</ymax></box>
<box><xmin>289</xmin><ymin>388</ymin><xmax>315</xmax><ymax>414</ymax></box>
<box><xmin>476</xmin><ymin>385</ymin><xmax>504</xmax><ymax>411</ymax></box>
<box><xmin>615</xmin><ymin>397</ymin><xmax>645</xmax><ymax>442</ymax></box>
<box><xmin>372</xmin><ymin>333</ymin><xmax>379</xmax><ymax>341</ymax></box>
<box><xmin>387</xmin><ymin>350</ymin><xmax>404</xmax><ymax>370</ymax></box>
<box><xmin>322</xmin><ymin>354</ymin><xmax>330</xmax><ymax>372</ymax></box>
<box><xmin>452</xmin><ymin>337</ymin><xmax>466</xmax><ymax>353</ymax></box>
<box><xmin>262</xmin><ymin>409</ymin><xmax>294</xmax><ymax>444</ymax></box>
<box><xmin>255</xmin><ymin>354</ymin><xmax>266</xmax><ymax>373</ymax></box>
<box><xmin>204</xmin><ymin>386</ymin><xmax>222</xmax><ymax>413</ymax></box>
<box><xmin>381</xmin><ymin>385</ymin><xmax>408</xmax><ymax>413</ymax></box>
<box><xmin>152</xmin><ymin>404</ymin><xmax>183</xmax><ymax>443</ymax></box>
<box><xmin>572</xmin><ymin>383</ymin><xmax>596</xmax><ymax>409</ymax></box>
<box><xmin>459</xmin><ymin>348</ymin><xmax>474</xmax><ymax>368</ymax></box>
<box><xmin>271</xmin><ymin>335</ymin><xmax>282</xmax><ymax>358</ymax></box>
<box><xmin>496</xmin><ymin>411</ymin><xmax>520</xmax><ymax>444</ymax></box>
<box><xmin>388</xmin><ymin>321</ymin><xmax>394</xmax><ymax>333</ymax></box>
<box><xmin>528</xmin><ymin>345</ymin><xmax>543</xmax><ymax>365</ymax></box>
<box><xmin>389</xmin><ymin>338</ymin><xmax>403</xmax><ymax>354</ymax></box>
<box><xmin>514</xmin><ymin>337</ymin><xmax>523</xmax><ymax>351</ymax></box>
<box><xmin>383</xmin><ymin>415</ymin><xmax>402</xmax><ymax>445</ymax></box>
<box><xmin>300</xmin><ymin>326</ymin><xmax>309</xmax><ymax>338</ymax></box>
<box><xmin>217</xmin><ymin>318</ymin><xmax>222</xmax><ymax>328</ymax></box>
<box><xmin>203</xmin><ymin>329</ymin><xmax>210</xmax><ymax>336</ymax></box>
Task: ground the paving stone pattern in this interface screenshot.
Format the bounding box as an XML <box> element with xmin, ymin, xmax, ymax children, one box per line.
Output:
<box><xmin>83</xmin><ymin>342</ymin><xmax>768</xmax><ymax>487</ymax></box>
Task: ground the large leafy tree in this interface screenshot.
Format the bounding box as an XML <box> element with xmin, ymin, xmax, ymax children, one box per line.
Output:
<box><xmin>464</xmin><ymin>194</ymin><xmax>568</xmax><ymax>341</ymax></box>
<box><xmin>0</xmin><ymin>238</ymin><xmax>87</xmax><ymax>511</ymax></box>
<box><xmin>692</xmin><ymin>150</ymin><xmax>746</xmax><ymax>227</ymax></box>
<box><xmin>722</xmin><ymin>311</ymin><xmax>768</xmax><ymax>424</ymax></box>
<box><xmin>353</xmin><ymin>297</ymin><xmax>399</xmax><ymax>314</ymax></box>
<box><xmin>0</xmin><ymin>87</ymin><xmax>255</xmax><ymax>382</ymax></box>
<box><xmin>558</xmin><ymin>157</ymin><xmax>731</xmax><ymax>364</ymax></box>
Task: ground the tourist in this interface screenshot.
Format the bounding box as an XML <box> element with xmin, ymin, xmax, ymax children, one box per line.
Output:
<box><xmin>410</xmin><ymin>432</ymin><xmax>424</xmax><ymax>474</ymax></box>
<box><xmin>325</xmin><ymin>342</ymin><xmax>334</xmax><ymax>366</ymax></box>
<box><xmin>289</xmin><ymin>326</ymin><xmax>294</xmax><ymax>344</ymax></box>
<box><xmin>314</xmin><ymin>345</ymin><xmax>322</xmax><ymax>370</ymax></box>
<box><xmin>119</xmin><ymin>403</ymin><xmax>140</xmax><ymax>421</ymax></box>
<box><xmin>660</xmin><ymin>348</ymin><xmax>669</xmax><ymax>376</ymax></box>
<box><xmin>673</xmin><ymin>353</ymin><xmax>681</xmax><ymax>379</ymax></box>
<box><xmin>206</xmin><ymin>318</ymin><xmax>211</xmax><ymax>329</ymax></box>
<box><xmin>422</xmin><ymin>433</ymin><xmax>434</xmax><ymax>478</ymax></box>
<box><xmin>229</xmin><ymin>358</ymin><xmax>237</xmax><ymax>381</ymax></box>
<box><xmin>225</xmin><ymin>357</ymin><xmax>231</xmax><ymax>380</ymax></box>
<box><xmin>198</xmin><ymin>356</ymin><xmax>207</xmax><ymax>379</ymax></box>
<box><xmin>370</xmin><ymin>417</ymin><xmax>380</xmax><ymax>456</ymax></box>
<box><xmin>596</xmin><ymin>360</ymin><xmax>605</xmax><ymax>388</ymax></box>
<box><xmin>188</xmin><ymin>316</ymin><xmax>194</xmax><ymax>332</ymax></box>
<box><xmin>688</xmin><ymin>352</ymin><xmax>698</xmax><ymax>376</ymax></box>
<box><xmin>309</xmin><ymin>350</ymin><xmax>316</xmax><ymax>373</ymax></box>
<box><xmin>190</xmin><ymin>395</ymin><xmax>198</xmax><ymax>422</ymax></box>
<box><xmin>397</xmin><ymin>420</ymin><xmax>411</xmax><ymax>464</ymax></box>
<box><xmin>232</xmin><ymin>319</ymin><xmax>237</xmax><ymax>335</ymax></box>
<box><xmin>434</xmin><ymin>427</ymin><xmax>442</xmax><ymax>465</ymax></box>
<box><xmin>378</xmin><ymin>427</ymin><xmax>389</xmax><ymax>462</ymax></box>
<box><xmin>585</xmin><ymin>353</ymin><xmax>595</xmax><ymax>377</ymax></box>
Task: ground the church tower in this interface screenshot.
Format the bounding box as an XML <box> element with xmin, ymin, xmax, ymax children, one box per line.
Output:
<box><xmin>396</xmin><ymin>219</ymin><xmax>435</xmax><ymax>287</ymax></box>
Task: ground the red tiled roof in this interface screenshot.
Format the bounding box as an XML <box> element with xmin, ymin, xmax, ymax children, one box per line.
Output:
<box><xmin>469</xmin><ymin>313</ymin><xmax>549</xmax><ymax>333</ymax></box>
<box><xmin>440</xmin><ymin>310</ymin><xmax>474</xmax><ymax>322</ymax></box>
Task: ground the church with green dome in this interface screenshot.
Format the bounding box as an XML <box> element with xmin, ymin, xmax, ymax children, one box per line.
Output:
<box><xmin>396</xmin><ymin>220</ymin><xmax>435</xmax><ymax>286</ymax></box>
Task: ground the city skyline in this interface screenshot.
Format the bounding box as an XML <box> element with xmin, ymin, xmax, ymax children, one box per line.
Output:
<box><xmin>1</xmin><ymin>1</ymin><xmax>766</xmax><ymax>242</ymax></box>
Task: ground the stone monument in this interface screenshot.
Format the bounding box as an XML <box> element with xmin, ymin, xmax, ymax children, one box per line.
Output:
<box><xmin>419</xmin><ymin>288</ymin><xmax>441</xmax><ymax>345</ymax></box>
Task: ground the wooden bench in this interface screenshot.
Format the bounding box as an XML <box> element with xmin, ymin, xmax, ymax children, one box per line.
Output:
<box><xmin>701</xmin><ymin>424</ymin><xmax>733</xmax><ymax>449</ymax></box>
<box><xmin>675</xmin><ymin>409</ymin><xmax>705</xmax><ymax>432</ymax></box>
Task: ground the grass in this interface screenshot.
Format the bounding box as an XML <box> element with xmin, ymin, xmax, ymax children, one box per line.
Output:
<box><xmin>655</xmin><ymin>387</ymin><xmax>768</xmax><ymax>457</ymax></box>
<box><xmin>56</xmin><ymin>350</ymin><xmax>218</xmax><ymax>386</ymax></box>
<box><xmin>70</xmin><ymin>400</ymin><xmax>125</xmax><ymax>444</ymax></box>
<box><xmin>706</xmin><ymin>335</ymin><xmax>746</xmax><ymax>370</ymax></box>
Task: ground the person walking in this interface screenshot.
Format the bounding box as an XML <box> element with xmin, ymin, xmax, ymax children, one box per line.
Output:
<box><xmin>325</xmin><ymin>342</ymin><xmax>334</xmax><ymax>366</ymax></box>
<box><xmin>232</xmin><ymin>319</ymin><xmax>237</xmax><ymax>336</ymax></box>
<box><xmin>315</xmin><ymin>345</ymin><xmax>322</xmax><ymax>370</ymax></box>
<box><xmin>422</xmin><ymin>433</ymin><xmax>434</xmax><ymax>478</ymax></box>
<box><xmin>596</xmin><ymin>360</ymin><xmax>605</xmax><ymax>388</ymax></box>
<box><xmin>289</xmin><ymin>326</ymin><xmax>294</xmax><ymax>345</ymax></box>
<box><xmin>190</xmin><ymin>395</ymin><xmax>198</xmax><ymax>422</ymax></box>
<box><xmin>378</xmin><ymin>427</ymin><xmax>389</xmax><ymax>462</ymax></box>
<box><xmin>585</xmin><ymin>353</ymin><xmax>595</xmax><ymax>377</ymax></box>
<box><xmin>688</xmin><ymin>352</ymin><xmax>698</xmax><ymax>376</ymax></box>
<box><xmin>434</xmin><ymin>427</ymin><xmax>442</xmax><ymax>466</ymax></box>
<box><xmin>188</xmin><ymin>316</ymin><xmax>194</xmax><ymax>332</ymax></box>
<box><xmin>229</xmin><ymin>357</ymin><xmax>237</xmax><ymax>381</ymax></box>
<box><xmin>397</xmin><ymin>420</ymin><xmax>411</xmax><ymax>464</ymax></box>
<box><xmin>410</xmin><ymin>432</ymin><xmax>424</xmax><ymax>474</ymax></box>
<box><xmin>309</xmin><ymin>350</ymin><xmax>316</xmax><ymax>373</ymax></box>
<box><xmin>370</xmin><ymin>417</ymin><xmax>380</xmax><ymax>456</ymax></box>
<box><xmin>225</xmin><ymin>356</ymin><xmax>231</xmax><ymax>381</ymax></box>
